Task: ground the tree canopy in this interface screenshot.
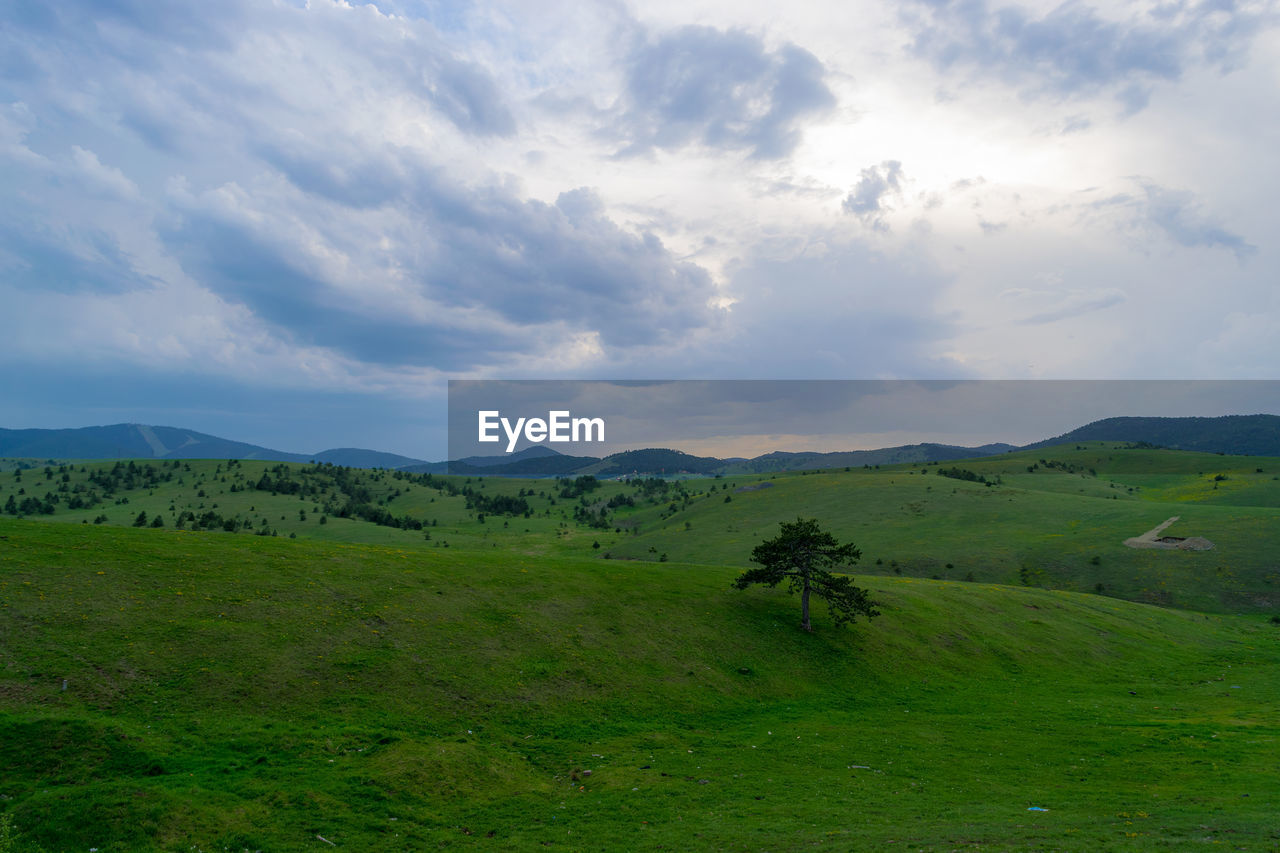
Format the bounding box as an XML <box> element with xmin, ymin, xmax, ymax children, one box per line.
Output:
<box><xmin>733</xmin><ymin>517</ymin><xmax>879</xmax><ymax>632</ymax></box>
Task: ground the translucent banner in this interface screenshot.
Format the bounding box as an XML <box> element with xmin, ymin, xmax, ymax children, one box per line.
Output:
<box><xmin>446</xmin><ymin>379</ymin><xmax>1280</xmax><ymax>476</ymax></box>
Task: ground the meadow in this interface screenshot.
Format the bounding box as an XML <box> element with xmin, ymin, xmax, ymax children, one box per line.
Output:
<box><xmin>1</xmin><ymin>444</ymin><xmax>1278</xmax><ymax>850</ymax></box>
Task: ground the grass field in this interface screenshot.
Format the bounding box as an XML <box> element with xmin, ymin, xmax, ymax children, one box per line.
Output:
<box><xmin>599</xmin><ymin>445</ymin><xmax>1280</xmax><ymax>614</ymax></box>
<box><xmin>1</xmin><ymin>445</ymin><xmax>1279</xmax><ymax>849</ymax></box>
<box><xmin>3</xmin><ymin>443</ymin><xmax>1280</xmax><ymax>613</ymax></box>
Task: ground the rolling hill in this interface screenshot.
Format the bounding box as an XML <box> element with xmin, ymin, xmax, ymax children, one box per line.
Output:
<box><xmin>3</xmin><ymin>439</ymin><xmax>1280</xmax><ymax>848</ymax></box>
<box><xmin>1027</xmin><ymin>414</ymin><xmax>1280</xmax><ymax>456</ymax></box>
<box><xmin>1</xmin><ymin>517</ymin><xmax>1277</xmax><ymax>850</ymax></box>
<box><xmin>3</xmin><ymin>442</ymin><xmax>1278</xmax><ymax>613</ymax></box>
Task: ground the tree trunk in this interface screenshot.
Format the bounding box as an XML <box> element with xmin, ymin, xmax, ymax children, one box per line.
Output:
<box><xmin>800</xmin><ymin>576</ymin><xmax>812</xmax><ymax>632</ymax></box>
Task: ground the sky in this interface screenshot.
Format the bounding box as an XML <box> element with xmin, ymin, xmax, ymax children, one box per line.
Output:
<box><xmin>2</xmin><ymin>0</ymin><xmax>1278</xmax><ymax>458</ymax></box>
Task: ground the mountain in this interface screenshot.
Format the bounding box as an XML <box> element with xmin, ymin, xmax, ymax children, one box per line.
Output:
<box><xmin>6</xmin><ymin>413</ymin><xmax>1278</xmax><ymax>476</ymax></box>
<box><xmin>399</xmin><ymin>446</ymin><xmax>578</xmax><ymax>475</ymax></box>
<box><xmin>422</xmin><ymin>447</ymin><xmax>727</xmax><ymax>478</ymax></box>
<box><xmin>0</xmin><ymin>424</ymin><xmax>428</xmax><ymax>468</ymax></box>
<box><xmin>721</xmin><ymin>442</ymin><xmax>1017</xmax><ymax>474</ymax></box>
<box><xmin>584</xmin><ymin>447</ymin><xmax>724</xmax><ymax>478</ymax></box>
<box><xmin>1025</xmin><ymin>414</ymin><xmax>1280</xmax><ymax>456</ymax></box>
<box><xmin>0</xmin><ymin>424</ymin><xmax>312</xmax><ymax>463</ymax></box>
<box><xmin>425</xmin><ymin>443</ymin><xmax>1017</xmax><ymax>479</ymax></box>
<box><xmin>311</xmin><ymin>448</ymin><xmax>430</xmax><ymax>469</ymax></box>
<box><xmin>456</xmin><ymin>445</ymin><xmax>564</xmax><ymax>467</ymax></box>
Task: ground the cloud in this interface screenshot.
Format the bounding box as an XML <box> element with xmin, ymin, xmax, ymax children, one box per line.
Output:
<box><xmin>842</xmin><ymin>161</ymin><xmax>905</xmax><ymax>230</ymax></box>
<box><xmin>419</xmin><ymin>53</ymin><xmax>518</xmax><ymax>138</ymax></box>
<box><xmin>615</xmin><ymin>25</ymin><xmax>835</xmax><ymax>159</ymax></box>
<box><xmin>1</xmin><ymin>0</ymin><xmax>1275</xmax><ymax>457</ymax></box>
<box><xmin>906</xmin><ymin>0</ymin><xmax>1276</xmax><ymax>110</ymax></box>
<box><xmin>635</xmin><ymin>237</ymin><xmax>963</xmax><ymax>379</ymax></box>
<box><xmin>5</xmin><ymin>0</ymin><xmax>516</xmax><ymax>141</ymax></box>
<box><xmin>1001</xmin><ymin>286</ymin><xmax>1127</xmax><ymax>324</ymax></box>
<box><xmin>0</xmin><ymin>102</ymin><xmax>46</xmax><ymax>165</ymax></box>
<box><xmin>473</xmin><ymin>234</ymin><xmax>963</xmax><ymax>383</ymax></box>
<box><xmin>1060</xmin><ymin>114</ymin><xmax>1092</xmax><ymax>134</ymax></box>
<box><xmin>0</xmin><ymin>0</ymin><xmax>720</xmax><ymax>379</ymax></box>
<box><xmin>7</xmin><ymin>0</ymin><xmax>252</xmax><ymax>58</ymax></box>
<box><xmin>1138</xmin><ymin>182</ymin><xmax>1257</xmax><ymax>260</ymax></box>
<box><xmin>163</xmin><ymin>169</ymin><xmax>719</xmax><ymax>371</ymax></box>
<box><xmin>0</xmin><ymin>135</ymin><xmax>154</xmax><ymax>296</ymax></box>
<box><xmin>1086</xmin><ymin>179</ymin><xmax>1256</xmax><ymax>260</ymax></box>
<box><xmin>0</xmin><ymin>222</ymin><xmax>150</xmax><ymax>296</ymax></box>
<box><xmin>71</xmin><ymin>146</ymin><xmax>140</xmax><ymax>199</ymax></box>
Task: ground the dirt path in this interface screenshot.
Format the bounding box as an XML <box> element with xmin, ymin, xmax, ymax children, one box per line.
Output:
<box><xmin>1123</xmin><ymin>516</ymin><xmax>1214</xmax><ymax>551</ymax></box>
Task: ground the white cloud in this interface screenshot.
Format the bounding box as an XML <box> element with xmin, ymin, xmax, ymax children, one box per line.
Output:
<box><xmin>70</xmin><ymin>146</ymin><xmax>140</xmax><ymax>199</ymax></box>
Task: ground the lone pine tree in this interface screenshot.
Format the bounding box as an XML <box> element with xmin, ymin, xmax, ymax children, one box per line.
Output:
<box><xmin>733</xmin><ymin>517</ymin><xmax>879</xmax><ymax>632</ymax></box>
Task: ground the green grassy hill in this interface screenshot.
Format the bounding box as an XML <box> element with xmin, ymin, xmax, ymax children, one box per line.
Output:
<box><xmin>598</xmin><ymin>444</ymin><xmax>1280</xmax><ymax>613</ymax></box>
<box><xmin>2</xmin><ymin>519</ymin><xmax>1278</xmax><ymax>850</ymax></box>
<box><xmin>2</xmin><ymin>443</ymin><xmax>1279</xmax><ymax>613</ymax></box>
<box><xmin>3</xmin><ymin>444</ymin><xmax>1280</xmax><ymax>849</ymax></box>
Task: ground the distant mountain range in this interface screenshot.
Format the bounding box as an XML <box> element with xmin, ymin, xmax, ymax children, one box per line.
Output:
<box><xmin>0</xmin><ymin>424</ymin><xmax>427</xmax><ymax>470</ymax></box>
<box><xmin>3</xmin><ymin>414</ymin><xmax>1279</xmax><ymax>476</ymax></box>
<box><xmin>1023</xmin><ymin>415</ymin><xmax>1280</xmax><ymax>456</ymax></box>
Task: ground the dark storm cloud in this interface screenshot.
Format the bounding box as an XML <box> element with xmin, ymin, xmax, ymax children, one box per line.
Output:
<box><xmin>615</xmin><ymin>26</ymin><xmax>836</xmax><ymax>159</ymax></box>
<box><xmin>165</xmin><ymin>159</ymin><xmax>718</xmax><ymax>368</ymax></box>
<box><xmin>162</xmin><ymin>208</ymin><xmax>538</xmax><ymax>372</ymax></box>
<box><xmin>906</xmin><ymin>0</ymin><xmax>1274</xmax><ymax>109</ymax></box>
